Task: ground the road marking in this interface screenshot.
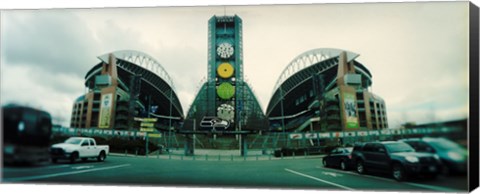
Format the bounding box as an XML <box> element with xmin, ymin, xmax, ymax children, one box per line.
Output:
<box><xmin>2</xmin><ymin>164</ymin><xmax>71</xmax><ymax>172</ymax></box>
<box><xmin>71</xmin><ymin>165</ymin><xmax>94</xmax><ymax>170</ymax></box>
<box><xmin>285</xmin><ymin>168</ymin><xmax>354</xmax><ymax>191</ymax></box>
<box><xmin>322</xmin><ymin>172</ymin><xmax>343</xmax><ymax>177</ymax></box>
<box><xmin>3</xmin><ymin>164</ymin><xmax>131</xmax><ymax>182</ymax></box>
<box><xmin>403</xmin><ymin>182</ymin><xmax>464</xmax><ymax>192</ymax></box>
<box><xmin>316</xmin><ymin>166</ymin><xmax>396</xmax><ymax>182</ymax></box>
<box><xmin>315</xmin><ymin>166</ymin><xmax>464</xmax><ymax>192</ymax></box>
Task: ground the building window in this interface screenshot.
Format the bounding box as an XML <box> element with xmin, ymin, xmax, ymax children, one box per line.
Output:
<box><xmin>356</xmin><ymin>92</ymin><xmax>363</xmax><ymax>100</ymax></box>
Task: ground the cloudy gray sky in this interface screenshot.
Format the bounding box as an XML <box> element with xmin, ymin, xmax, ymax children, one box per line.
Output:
<box><xmin>1</xmin><ymin>2</ymin><xmax>471</xmax><ymax>127</ymax></box>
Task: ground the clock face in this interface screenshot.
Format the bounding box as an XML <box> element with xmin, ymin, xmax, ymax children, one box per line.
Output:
<box><xmin>216</xmin><ymin>42</ymin><xmax>234</xmax><ymax>59</ymax></box>
<box><xmin>217</xmin><ymin>62</ymin><xmax>234</xmax><ymax>78</ymax></box>
<box><xmin>217</xmin><ymin>82</ymin><xmax>235</xmax><ymax>100</ymax></box>
<box><xmin>217</xmin><ymin>103</ymin><xmax>235</xmax><ymax>122</ymax></box>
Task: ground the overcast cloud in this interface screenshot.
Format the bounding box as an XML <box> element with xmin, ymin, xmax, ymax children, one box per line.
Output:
<box><xmin>1</xmin><ymin>2</ymin><xmax>470</xmax><ymax>127</ymax></box>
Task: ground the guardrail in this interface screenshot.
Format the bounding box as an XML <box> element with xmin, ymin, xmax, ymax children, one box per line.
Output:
<box><xmin>53</xmin><ymin>126</ymin><xmax>463</xmax><ymax>140</ymax></box>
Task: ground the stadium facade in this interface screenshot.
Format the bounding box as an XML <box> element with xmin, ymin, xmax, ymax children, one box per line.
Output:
<box><xmin>69</xmin><ymin>15</ymin><xmax>388</xmax><ymax>150</ymax></box>
<box><xmin>267</xmin><ymin>48</ymin><xmax>388</xmax><ymax>133</ymax></box>
<box><xmin>70</xmin><ymin>50</ymin><xmax>184</xmax><ymax>132</ymax></box>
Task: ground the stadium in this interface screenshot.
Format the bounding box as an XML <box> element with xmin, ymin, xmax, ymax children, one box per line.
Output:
<box><xmin>69</xmin><ymin>15</ymin><xmax>388</xmax><ymax>151</ymax></box>
<box><xmin>267</xmin><ymin>48</ymin><xmax>388</xmax><ymax>134</ymax></box>
<box><xmin>70</xmin><ymin>50</ymin><xmax>184</xmax><ymax>132</ymax></box>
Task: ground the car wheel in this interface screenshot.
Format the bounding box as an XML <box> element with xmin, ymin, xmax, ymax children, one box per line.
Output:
<box><xmin>97</xmin><ymin>151</ymin><xmax>106</xmax><ymax>162</ymax></box>
<box><xmin>323</xmin><ymin>159</ymin><xmax>329</xmax><ymax>167</ymax></box>
<box><xmin>340</xmin><ymin>161</ymin><xmax>347</xmax><ymax>171</ymax></box>
<box><xmin>442</xmin><ymin>166</ymin><xmax>451</xmax><ymax>175</ymax></box>
<box><xmin>70</xmin><ymin>152</ymin><xmax>78</xmax><ymax>164</ymax></box>
<box><xmin>392</xmin><ymin>163</ymin><xmax>406</xmax><ymax>181</ymax></box>
<box><xmin>356</xmin><ymin>160</ymin><xmax>366</xmax><ymax>174</ymax></box>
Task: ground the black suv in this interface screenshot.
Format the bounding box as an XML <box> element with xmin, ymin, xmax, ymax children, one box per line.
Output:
<box><xmin>351</xmin><ymin>141</ymin><xmax>442</xmax><ymax>181</ymax></box>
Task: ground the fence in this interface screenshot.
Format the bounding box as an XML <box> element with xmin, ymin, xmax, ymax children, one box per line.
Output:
<box><xmin>52</xmin><ymin>125</ymin><xmax>466</xmax><ymax>160</ymax></box>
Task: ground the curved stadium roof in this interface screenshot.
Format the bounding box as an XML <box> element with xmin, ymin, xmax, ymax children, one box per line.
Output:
<box><xmin>267</xmin><ymin>48</ymin><xmax>373</xmax><ymax>116</ymax></box>
<box><xmin>85</xmin><ymin>50</ymin><xmax>184</xmax><ymax>118</ymax></box>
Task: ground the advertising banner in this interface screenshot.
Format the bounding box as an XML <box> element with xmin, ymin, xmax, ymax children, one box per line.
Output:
<box><xmin>333</xmin><ymin>131</ymin><xmax>344</xmax><ymax>138</ymax></box>
<box><xmin>368</xmin><ymin>131</ymin><xmax>379</xmax><ymax>135</ymax></box>
<box><xmin>357</xmin><ymin>131</ymin><xmax>368</xmax><ymax>136</ymax></box>
<box><xmin>137</xmin><ymin>132</ymin><xmax>146</xmax><ymax>137</ymax></box>
<box><xmin>98</xmin><ymin>93</ymin><xmax>113</xmax><ymax>128</ymax></box>
<box><xmin>305</xmin><ymin>133</ymin><xmax>318</xmax><ymax>139</ymax></box>
<box><xmin>319</xmin><ymin>132</ymin><xmax>331</xmax><ymax>138</ymax></box>
<box><xmin>289</xmin><ymin>133</ymin><xmax>303</xmax><ymax>140</ymax></box>
<box><xmin>344</xmin><ymin>132</ymin><xmax>356</xmax><ymax>137</ymax></box>
<box><xmin>343</xmin><ymin>92</ymin><xmax>359</xmax><ymax>129</ymax></box>
<box><xmin>381</xmin><ymin>129</ymin><xmax>391</xmax><ymax>135</ymax></box>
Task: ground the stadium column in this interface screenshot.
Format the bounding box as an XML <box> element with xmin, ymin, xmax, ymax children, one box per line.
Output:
<box><xmin>240</xmin><ymin>134</ymin><xmax>247</xmax><ymax>156</ymax></box>
<box><xmin>184</xmin><ymin>115</ymin><xmax>196</xmax><ymax>156</ymax></box>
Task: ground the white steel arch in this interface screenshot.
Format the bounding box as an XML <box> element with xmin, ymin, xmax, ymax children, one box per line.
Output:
<box><xmin>98</xmin><ymin>50</ymin><xmax>176</xmax><ymax>92</ymax></box>
<box><xmin>272</xmin><ymin>48</ymin><xmax>359</xmax><ymax>92</ymax></box>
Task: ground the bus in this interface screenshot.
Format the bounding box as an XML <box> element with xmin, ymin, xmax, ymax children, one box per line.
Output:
<box><xmin>2</xmin><ymin>105</ymin><xmax>52</xmax><ymax>165</ymax></box>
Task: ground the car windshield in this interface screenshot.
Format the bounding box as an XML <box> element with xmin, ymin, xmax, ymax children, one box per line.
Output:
<box><xmin>65</xmin><ymin>138</ymin><xmax>83</xmax><ymax>145</ymax></box>
<box><xmin>385</xmin><ymin>143</ymin><xmax>415</xmax><ymax>153</ymax></box>
<box><xmin>426</xmin><ymin>138</ymin><xmax>465</xmax><ymax>151</ymax></box>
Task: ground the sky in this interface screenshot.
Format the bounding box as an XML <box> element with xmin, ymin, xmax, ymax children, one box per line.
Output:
<box><xmin>0</xmin><ymin>1</ymin><xmax>472</xmax><ymax>128</ymax></box>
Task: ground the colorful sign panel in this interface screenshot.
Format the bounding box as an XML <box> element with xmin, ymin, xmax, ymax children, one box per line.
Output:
<box><xmin>217</xmin><ymin>82</ymin><xmax>235</xmax><ymax>100</ymax></box>
<box><xmin>134</xmin><ymin>117</ymin><xmax>158</xmax><ymax>122</ymax></box>
<box><xmin>343</xmin><ymin>92</ymin><xmax>359</xmax><ymax>129</ymax></box>
<box><xmin>98</xmin><ymin>93</ymin><xmax>113</xmax><ymax>128</ymax></box>
<box><xmin>148</xmin><ymin>133</ymin><xmax>162</xmax><ymax>138</ymax></box>
<box><xmin>140</xmin><ymin>128</ymin><xmax>155</xmax><ymax>132</ymax></box>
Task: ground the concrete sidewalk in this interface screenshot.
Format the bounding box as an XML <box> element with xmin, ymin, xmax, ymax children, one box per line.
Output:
<box><xmin>109</xmin><ymin>149</ymin><xmax>325</xmax><ymax>162</ymax></box>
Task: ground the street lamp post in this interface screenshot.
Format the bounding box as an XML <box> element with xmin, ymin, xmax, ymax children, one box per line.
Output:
<box><xmin>168</xmin><ymin>88</ymin><xmax>173</xmax><ymax>151</ymax></box>
<box><xmin>279</xmin><ymin>86</ymin><xmax>287</xmax><ymax>147</ymax></box>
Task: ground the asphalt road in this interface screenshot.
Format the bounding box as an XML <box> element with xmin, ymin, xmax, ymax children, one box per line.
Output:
<box><xmin>1</xmin><ymin>155</ymin><xmax>468</xmax><ymax>192</ymax></box>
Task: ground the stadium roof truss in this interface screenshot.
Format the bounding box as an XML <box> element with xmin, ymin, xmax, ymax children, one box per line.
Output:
<box><xmin>86</xmin><ymin>50</ymin><xmax>184</xmax><ymax>118</ymax></box>
<box><xmin>267</xmin><ymin>48</ymin><xmax>373</xmax><ymax>116</ymax></box>
<box><xmin>97</xmin><ymin>50</ymin><xmax>177</xmax><ymax>92</ymax></box>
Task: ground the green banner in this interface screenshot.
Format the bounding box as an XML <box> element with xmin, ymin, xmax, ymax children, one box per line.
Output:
<box><xmin>343</xmin><ymin>92</ymin><xmax>359</xmax><ymax>129</ymax></box>
<box><xmin>98</xmin><ymin>93</ymin><xmax>113</xmax><ymax>128</ymax></box>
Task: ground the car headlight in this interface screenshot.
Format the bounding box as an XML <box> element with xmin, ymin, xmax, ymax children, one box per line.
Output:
<box><xmin>447</xmin><ymin>151</ymin><xmax>465</xmax><ymax>162</ymax></box>
<box><xmin>405</xmin><ymin>156</ymin><xmax>419</xmax><ymax>163</ymax></box>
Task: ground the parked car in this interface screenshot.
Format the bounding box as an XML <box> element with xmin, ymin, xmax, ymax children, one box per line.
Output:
<box><xmin>3</xmin><ymin>105</ymin><xmax>52</xmax><ymax>165</ymax></box>
<box><xmin>322</xmin><ymin>147</ymin><xmax>354</xmax><ymax>170</ymax></box>
<box><xmin>50</xmin><ymin>137</ymin><xmax>109</xmax><ymax>163</ymax></box>
<box><xmin>351</xmin><ymin>141</ymin><xmax>441</xmax><ymax>181</ymax></box>
<box><xmin>399</xmin><ymin>137</ymin><xmax>467</xmax><ymax>175</ymax></box>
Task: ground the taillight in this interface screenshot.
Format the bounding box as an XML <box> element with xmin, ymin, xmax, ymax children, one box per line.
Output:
<box><xmin>348</xmin><ymin>154</ymin><xmax>352</xmax><ymax>159</ymax></box>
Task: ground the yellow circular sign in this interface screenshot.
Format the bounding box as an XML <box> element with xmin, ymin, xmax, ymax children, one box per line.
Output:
<box><xmin>217</xmin><ymin>63</ymin><xmax>234</xmax><ymax>78</ymax></box>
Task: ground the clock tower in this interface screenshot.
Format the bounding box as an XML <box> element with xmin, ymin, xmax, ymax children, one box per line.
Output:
<box><xmin>207</xmin><ymin>15</ymin><xmax>244</xmax><ymax>131</ymax></box>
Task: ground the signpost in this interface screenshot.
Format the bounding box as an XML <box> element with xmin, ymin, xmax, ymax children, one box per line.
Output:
<box><xmin>135</xmin><ymin>117</ymin><xmax>158</xmax><ymax>157</ymax></box>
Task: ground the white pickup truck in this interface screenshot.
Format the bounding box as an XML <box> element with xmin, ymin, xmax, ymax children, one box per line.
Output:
<box><xmin>50</xmin><ymin>137</ymin><xmax>109</xmax><ymax>163</ymax></box>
